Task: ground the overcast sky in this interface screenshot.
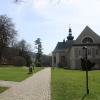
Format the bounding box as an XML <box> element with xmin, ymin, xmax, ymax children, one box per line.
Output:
<box><xmin>0</xmin><ymin>0</ymin><xmax>100</xmax><ymax>54</ymax></box>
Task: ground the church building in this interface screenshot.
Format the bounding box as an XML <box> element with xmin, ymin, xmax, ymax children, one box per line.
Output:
<box><xmin>52</xmin><ymin>26</ymin><xmax>100</xmax><ymax>69</ymax></box>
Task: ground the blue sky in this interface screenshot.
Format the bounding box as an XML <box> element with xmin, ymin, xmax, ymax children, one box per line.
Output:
<box><xmin>0</xmin><ymin>0</ymin><xmax>100</xmax><ymax>54</ymax></box>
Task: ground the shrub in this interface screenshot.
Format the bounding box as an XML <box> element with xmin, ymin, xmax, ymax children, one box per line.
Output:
<box><xmin>13</xmin><ymin>56</ymin><xmax>26</xmax><ymax>66</ymax></box>
<box><xmin>35</xmin><ymin>62</ymin><xmax>42</xmax><ymax>67</ymax></box>
<box><xmin>81</xmin><ymin>58</ymin><xmax>95</xmax><ymax>71</ymax></box>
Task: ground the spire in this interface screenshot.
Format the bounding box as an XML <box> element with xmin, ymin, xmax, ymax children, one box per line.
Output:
<box><xmin>69</xmin><ymin>24</ymin><xmax>72</xmax><ymax>34</ymax></box>
<box><xmin>69</xmin><ymin>24</ymin><xmax>72</xmax><ymax>33</ymax></box>
<box><xmin>63</xmin><ymin>39</ymin><xmax>65</xmax><ymax>43</ymax></box>
<box><xmin>69</xmin><ymin>27</ymin><xmax>72</xmax><ymax>33</ymax></box>
<box><xmin>67</xmin><ymin>26</ymin><xmax>74</xmax><ymax>40</ymax></box>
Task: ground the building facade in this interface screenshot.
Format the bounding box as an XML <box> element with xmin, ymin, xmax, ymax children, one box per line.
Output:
<box><xmin>52</xmin><ymin>26</ymin><xmax>100</xmax><ymax>69</ymax></box>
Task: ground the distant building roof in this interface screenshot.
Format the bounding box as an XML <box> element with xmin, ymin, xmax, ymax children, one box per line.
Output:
<box><xmin>53</xmin><ymin>40</ymin><xmax>74</xmax><ymax>53</ymax></box>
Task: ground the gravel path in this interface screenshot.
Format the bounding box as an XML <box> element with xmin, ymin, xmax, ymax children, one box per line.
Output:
<box><xmin>0</xmin><ymin>68</ymin><xmax>51</xmax><ymax>100</ymax></box>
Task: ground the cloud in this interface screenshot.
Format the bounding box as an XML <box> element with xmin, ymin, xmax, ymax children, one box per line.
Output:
<box><xmin>32</xmin><ymin>0</ymin><xmax>100</xmax><ymax>26</ymax></box>
<box><xmin>33</xmin><ymin>0</ymin><xmax>49</xmax><ymax>11</ymax></box>
<box><xmin>15</xmin><ymin>0</ymin><xmax>100</xmax><ymax>23</ymax></box>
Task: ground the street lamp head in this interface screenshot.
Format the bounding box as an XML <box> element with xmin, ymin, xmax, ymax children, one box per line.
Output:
<box><xmin>83</xmin><ymin>46</ymin><xmax>87</xmax><ymax>50</ymax></box>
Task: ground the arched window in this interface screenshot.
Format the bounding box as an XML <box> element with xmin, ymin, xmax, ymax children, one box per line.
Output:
<box><xmin>82</xmin><ymin>37</ymin><xmax>93</xmax><ymax>44</ymax></box>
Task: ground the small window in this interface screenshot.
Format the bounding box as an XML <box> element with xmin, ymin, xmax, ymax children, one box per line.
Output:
<box><xmin>87</xmin><ymin>49</ymin><xmax>91</xmax><ymax>56</ymax></box>
<box><xmin>96</xmin><ymin>49</ymin><xmax>99</xmax><ymax>55</ymax></box>
<box><xmin>61</xmin><ymin>56</ymin><xmax>65</xmax><ymax>63</ymax></box>
<box><xmin>75</xmin><ymin>48</ymin><xmax>78</xmax><ymax>57</ymax></box>
<box><xmin>54</xmin><ymin>56</ymin><xmax>56</xmax><ymax>63</ymax></box>
<box><xmin>79</xmin><ymin>49</ymin><xmax>81</xmax><ymax>56</ymax></box>
<box><xmin>82</xmin><ymin>37</ymin><xmax>93</xmax><ymax>44</ymax></box>
<box><xmin>92</xmin><ymin>48</ymin><xmax>95</xmax><ymax>57</ymax></box>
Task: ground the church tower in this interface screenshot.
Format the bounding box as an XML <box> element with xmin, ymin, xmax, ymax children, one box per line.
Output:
<box><xmin>67</xmin><ymin>27</ymin><xmax>74</xmax><ymax>40</ymax></box>
<box><xmin>67</xmin><ymin>27</ymin><xmax>74</xmax><ymax>48</ymax></box>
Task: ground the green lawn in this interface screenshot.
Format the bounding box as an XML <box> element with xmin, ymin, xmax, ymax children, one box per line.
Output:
<box><xmin>51</xmin><ymin>68</ymin><xmax>100</xmax><ymax>100</ymax></box>
<box><xmin>0</xmin><ymin>87</ymin><xmax>8</xmax><ymax>93</ymax></box>
<box><xmin>0</xmin><ymin>66</ymin><xmax>43</xmax><ymax>82</ymax></box>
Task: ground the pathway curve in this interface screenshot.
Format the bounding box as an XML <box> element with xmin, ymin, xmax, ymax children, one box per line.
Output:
<box><xmin>0</xmin><ymin>67</ymin><xmax>51</xmax><ymax>100</ymax></box>
<box><xmin>0</xmin><ymin>80</ymin><xmax>19</xmax><ymax>87</ymax></box>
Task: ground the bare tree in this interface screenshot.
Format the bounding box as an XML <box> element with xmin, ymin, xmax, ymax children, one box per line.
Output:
<box><xmin>13</xmin><ymin>39</ymin><xmax>31</xmax><ymax>56</ymax></box>
<box><xmin>0</xmin><ymin>15</ymin><xmax>17</xmax><ymax>61</ymax></box>
<box><xmin>14</xmin><ymin>39</ymin><xmax>31</xmax><ymax>51</ymax></box>
<box><xmin>13</xmin><ymin>39</ymin><xmax>33</xmax><ymax>66</ymax></box>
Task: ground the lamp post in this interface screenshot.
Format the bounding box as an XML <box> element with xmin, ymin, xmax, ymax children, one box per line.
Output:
<box><xmin>82</xmin><ymin>46</ymin><xmax>89</xmax><ymax>94</ymax></box>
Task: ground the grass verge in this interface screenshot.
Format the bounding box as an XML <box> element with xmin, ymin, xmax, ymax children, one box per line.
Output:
<box><xmin>0</xmin><ymin>86</ymin><xmax>8</xmax><ymax>93</ymax></box>
<box><xmin>51</xmin><ymin>68</ymin><xmax>100</xmax><ymax>100</ymax></box>
<box><xmin>0</xmin><ymin>66</ymin><xmax>43</xmax><ymax>82</ymax></box>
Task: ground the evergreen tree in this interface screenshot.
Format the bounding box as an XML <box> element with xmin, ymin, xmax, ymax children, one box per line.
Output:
<box><xmin>35</xmin><ymin>38</ymin><xmax>42</xmax><ymax>67</ymax></box>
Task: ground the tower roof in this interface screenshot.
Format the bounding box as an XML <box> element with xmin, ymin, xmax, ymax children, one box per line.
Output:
<box><xmin>67</xmin><ymin>27</ymin><xmax>74</xmax><ymax>40</ymax></box>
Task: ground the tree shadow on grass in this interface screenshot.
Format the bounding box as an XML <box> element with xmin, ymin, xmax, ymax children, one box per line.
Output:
<box><xmin>81</xmin><ymin>93</ymin><xmax>88</xmax><ymax>100</ymax></box>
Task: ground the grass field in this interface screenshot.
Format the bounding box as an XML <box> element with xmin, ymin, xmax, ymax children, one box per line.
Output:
<box><xmin>0</xmin><ymin>66</ymin><xmax>43</xmax><ymax>82</ymax></box>
<box><xmin>0</xmin><ymin>87</ymin><xmax>8</xmax><ymax>93</ymax></box>
<box><xmin>51</xmin><ymin>68</ymin><xmax>100</xmax><ymax>100</ymax></box>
